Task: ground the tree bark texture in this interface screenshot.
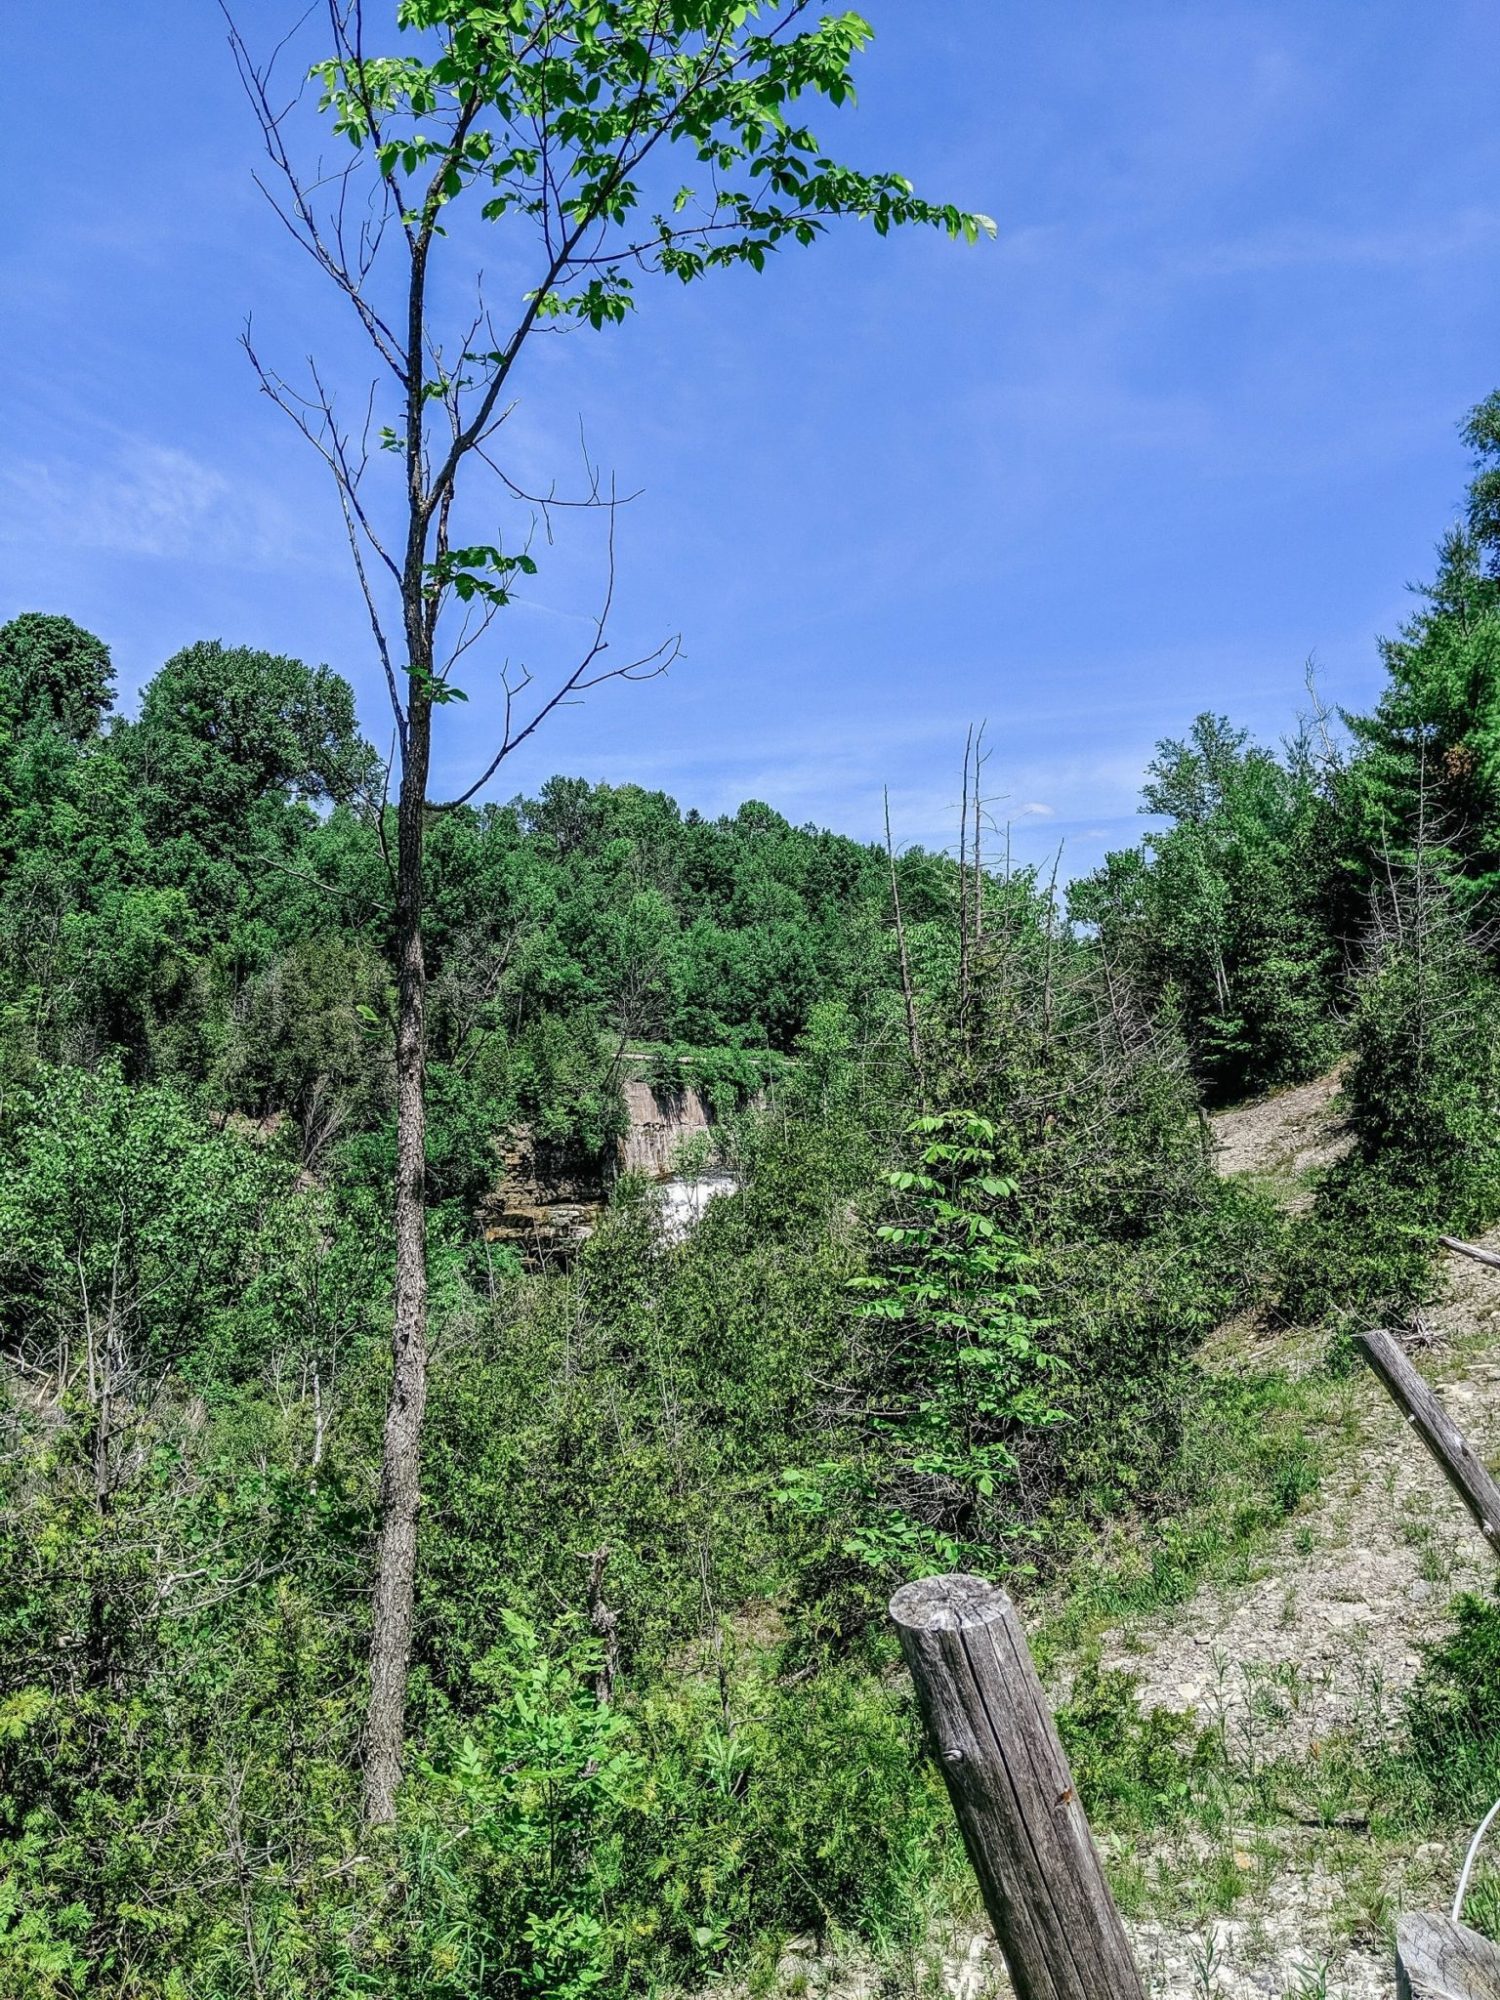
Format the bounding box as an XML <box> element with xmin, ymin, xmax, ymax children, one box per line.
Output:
<box><xmin>362</xmin><ymin>694</ymin><xmax>431</xmax><ymax>1828</ymax></box>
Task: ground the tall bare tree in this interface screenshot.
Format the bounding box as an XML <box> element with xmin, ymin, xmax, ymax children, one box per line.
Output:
<box><xmin>226</xmin><ymin>0</ymin><xmax>990</xmax><ymax>1826</ymax></box>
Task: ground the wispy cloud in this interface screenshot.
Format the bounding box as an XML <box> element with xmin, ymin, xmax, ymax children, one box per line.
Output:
<box><xmin>470</xmin><ymin>723</ymin><xmax>1155</xmax><ymax>878</ymax></box>
<box><xmin>1185</xmin><ymin>206</ymin><xmax>1500</xmax><ymax>279</ymax></box>
<box><xmin>0</xmin><ymin>439</ymin><xmax>305</xmax><ymax>569</ymax></box>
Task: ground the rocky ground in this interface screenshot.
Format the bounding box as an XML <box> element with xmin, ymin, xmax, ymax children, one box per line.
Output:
<box><xmin>1092</xmin><ymin>1309</ymin><xmax>1500</xmax><ymax>2000</ymax></box>
<box><xmin>1208</xmin><ymin>1068</ymin><xmax>1352</xmax><ymax>1200</ymax></box>
<box><xmin>755</xmin><ymin>1072</ymin><xmax>1500</xmax><ymax>2000</ymax></box>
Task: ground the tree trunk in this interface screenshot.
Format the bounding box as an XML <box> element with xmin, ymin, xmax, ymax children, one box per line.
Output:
<box><xmin>1398</xmin><ymin>1914</ymin><xmax>1500</xmax><ymax>2000</ymax></box>
<box><xmin>362</xmin><ymin>693</ymin><xmax>432</xmax><ymax>1828</ymax></box>
<box><xmin>885</xmin><ymin>788</ymin><xmax>926</xmax><ymax>1107</ymax></box>
<box><xmin>85</xmin><ymin>1309</ymin><xmax>116</xmax><ymax>1691</ymax></box>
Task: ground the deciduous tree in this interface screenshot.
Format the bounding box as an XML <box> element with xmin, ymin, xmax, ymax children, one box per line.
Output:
<box><xmin>226</xmin><ymin>0</ymin><xmax>991</xmax><ymax>1824</ymax></box>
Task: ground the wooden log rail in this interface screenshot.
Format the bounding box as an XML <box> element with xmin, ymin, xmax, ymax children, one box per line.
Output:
<box><xmin>1355</xmin><ymin>1328</ymin><xmax>1500</xmax><ymax>1562</ymax></box>
<box><xmin>890</xmin><ymin>1572</ymin><xmax>1145</xmax><ymax>2000</ymax></box>
<box><xmin>1361</xmin><ymin>1291</ymin><xmax>1500</xmax><ymax>1997</ymax></box>
<box><xmin>1440</xmin><ymin>1236</ymin><xmax>1500</xmax><ymax>1274</ymax></box>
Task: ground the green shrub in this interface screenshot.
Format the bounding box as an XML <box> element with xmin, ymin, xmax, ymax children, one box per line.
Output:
<box><xmin>1057</xmin><ymin>1660</ymin><xmax>1217</xmax><ymax>1832</ymax></box>
<box><xmin>1405</xmin><ymin>1590</ymin><xmax>1500</xmax><ymax>1819</ymax></box>
<box><xmin>1276</xmin><ymin>1159</ymin><xmax>1442</xmax><ymax>1330</ymax></box>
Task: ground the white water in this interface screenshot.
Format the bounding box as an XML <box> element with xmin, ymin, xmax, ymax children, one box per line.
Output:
<box><xmin>658</xmin><ymin>1172</ymin><xmax>738</xmax><ymax>1242</ymax></box>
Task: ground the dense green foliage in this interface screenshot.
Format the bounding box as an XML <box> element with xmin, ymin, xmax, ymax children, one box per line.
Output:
<box><xmin>0</xmin><ymin>608</ymin><xmax>1276</xmax><ymax>1993</ymax></box>
<box><xmin>11</xmin><ymin>392</ymin><xmax>1500</xmax><ymax>1992</ymax></box>
<box><xmin>1071</xmin><ymin>713</ymin><xmax>1344</xmax><ymax>1104</ymax></box>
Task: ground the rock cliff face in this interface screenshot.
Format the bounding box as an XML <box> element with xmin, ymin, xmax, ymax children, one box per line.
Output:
<box><xmin>618</xmin><ymin>1080</ymin><xmax>712</xmax><ymax>1178</ymax></box>
<box><xmin>479</xmin><ymin>1130</ymin><xmax>602</xmax><ymax>1258</ymax></box>
<box><xmin>481</xmin><ymin>1081</ymin><xmax>718</xmax><ymax>1259</ymax></box>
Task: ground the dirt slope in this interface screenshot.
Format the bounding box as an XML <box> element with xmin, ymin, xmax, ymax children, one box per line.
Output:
<box><xmin>1210</xmin><ymin>1069</ymin><xmax>1352</xmax><ymax>1186</ymax></box>
<box><xmin>1097</xmin><ymin>1078</ymin><xmax>1500</xmax><ymax>2000</ymax></box>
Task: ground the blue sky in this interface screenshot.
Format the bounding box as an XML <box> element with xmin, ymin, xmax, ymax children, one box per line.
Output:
<box><xmin>3</xmin><ymin>2</ymin><xmax>1497</xmax><ymax>872</ymax></box>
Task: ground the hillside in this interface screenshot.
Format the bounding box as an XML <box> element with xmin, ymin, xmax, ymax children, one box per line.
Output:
<box><xmin>7</xmin><ymin>397</ymin><xmax>1500</xmax><ymax>1996</ymax></box>
<box><xmin>1092</xmin><ymin>1087</ymin><xmax>1500</xmax><ymax>2000</ymax></box>
<box><xmin>760</xmin><ymin>1078</ymin><xmax>1500</xmax><ymax>2000</ymax></box>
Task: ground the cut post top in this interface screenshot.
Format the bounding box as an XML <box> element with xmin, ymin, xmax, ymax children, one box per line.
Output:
<box><xmin>889</xmin><ymin>1572</ymin><xmax>1009</xmax><ymax>1632</ymax></box>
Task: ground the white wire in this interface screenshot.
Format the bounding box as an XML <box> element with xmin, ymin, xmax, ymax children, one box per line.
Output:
<box><xmin>1452</xmin><ymin>1794</ymin><xmax>1500</xmax><ymax>1923</ymax></box>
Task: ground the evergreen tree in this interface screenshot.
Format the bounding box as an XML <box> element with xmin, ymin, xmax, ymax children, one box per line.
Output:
<box><xmin>1071</xmin><ymin>713</ymin><xmax>1343</xmax><ymax>1101</ymax></box>
<box><xmin>0</xmin><ymin>612</ymin><xmax>114</xmax><ymax>744</ymax></box>
<box><xmin>1344</xmin><ymin>396</ymin><xmax>1500</xmax><ymax>911</ymax></box>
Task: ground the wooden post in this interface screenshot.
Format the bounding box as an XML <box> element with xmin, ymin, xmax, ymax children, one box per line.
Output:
<box><xmin>1397</xmin><ymin>1913</ymin><xmax>1500</xmax><ymax>2000</ymax></box>
<box><xmin>1356</xmin><ymin>1328</ymin><xmax>1500</xmax><ymax>1562</ymax></box>
<box><xmin>890</xmin><ymin>1573</ymin><xmax>1145</xmax><ymax>2000</ymax></box>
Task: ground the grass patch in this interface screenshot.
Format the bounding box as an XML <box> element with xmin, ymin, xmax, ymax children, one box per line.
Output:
<box><xmin>1016</xmin><ymin>1348</ymin><xmax>1370</xmax><ymax>1928</ymax></box>
<box><xmin>1036</xmin><ymin>1360</ymin><xmax>1348</xmax><ymax>1666</ymax></box>
<box><xmin>1057</xmin><ymin>1657</ymin><xmax>1217</xmax><ymax>1832</ymax></box>
<box><xmin>1404</xmin><ymin>1590</ymin><xmax>1500</xmax><ymax>1824</ymax></box>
